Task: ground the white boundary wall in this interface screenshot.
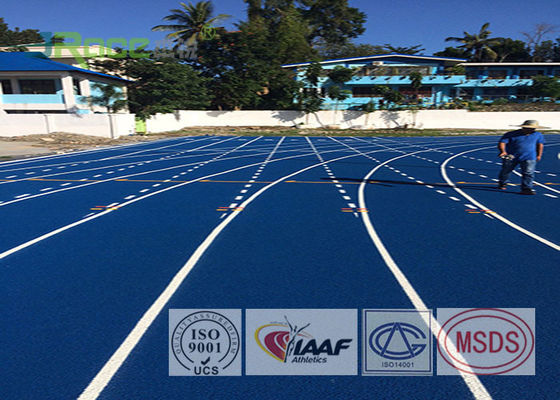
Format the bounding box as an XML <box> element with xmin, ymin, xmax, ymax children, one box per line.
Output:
<box><xmin>0</xmin><ymin>113</ymin><xmax>136</xmax><ymax>138</ymax></box>
<box><xmin>146</xmin><ymin>110</ymin><xmax>560</xmax><ymax>132</ymax></box>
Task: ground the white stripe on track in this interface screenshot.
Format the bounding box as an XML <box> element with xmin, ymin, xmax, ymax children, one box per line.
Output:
<box><xmin>441</xmin><ymin>148</ymin><xmax>560</xmax><ymax>251</ymax></box>
<box><xmin>76</xmin><ymin>143</ymin><xmax>438</xmax><ymax>400</ymax></box>
<box><xmin>357</xmin><ymin>150</ymin><xmax>492</xmax><ymax>400</ymax></box>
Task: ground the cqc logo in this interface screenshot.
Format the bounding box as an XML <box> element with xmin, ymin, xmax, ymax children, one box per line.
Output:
<box><xmin>255</xmin><ymin>316</ymin><xmax>352</xmax><ymax>364</ymax></box>
<box><xmin>437</xmin><ymin>308</ymin><xmax>535</xmax><ymax>375</ymax></box>
<box><xmin>363</xmin><ymin>309</ymin><xmax>432</xmax><ymax>375</ymax></box>
<box><xmin>369</xmin><ymin>322</ymin><xmax>427</xmax><ymax>360</ymax></box>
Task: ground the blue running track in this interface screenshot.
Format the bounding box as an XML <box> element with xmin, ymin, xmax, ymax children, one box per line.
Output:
<box><xmin>1</xmin><ymin>135</ymin><xmax>559</xmax><ymax>400</ymax></box>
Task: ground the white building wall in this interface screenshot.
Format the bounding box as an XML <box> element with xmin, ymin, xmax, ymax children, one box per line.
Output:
<box><xmin>145</xmin><ymin>110</ymin><xmax>560</xmax><ymax>132</ymax></box>
<box><xmin>0</xmin><ymin>113</ymin><xmax>135</xmax><ymax>138</ymax></box>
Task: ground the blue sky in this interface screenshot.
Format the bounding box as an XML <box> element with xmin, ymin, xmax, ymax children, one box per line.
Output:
<box><xmin>2</xmin><ymin>0</ymin><xmax>560</xmax><ymax>55</ymax></box>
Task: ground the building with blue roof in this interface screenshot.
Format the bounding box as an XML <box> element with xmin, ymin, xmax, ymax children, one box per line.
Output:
<box><xmin>282</xmin><ymin>54</ymin><xmax>560</xmax><ymax>110</ymax></box>
<box><xmin>0</xmin><ymin>52</ymin><xmax>129</xmax><ymax>115</ymax></box>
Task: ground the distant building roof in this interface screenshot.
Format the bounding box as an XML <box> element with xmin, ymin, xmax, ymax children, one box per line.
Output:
<box><xmin>461</xmin><ymin>62</ymin><xmax>560</xmax><ymax>66</ymax></box>
<box><xmin>282</xmin><ymin>54</ymin><xmax>467</xmax><ymax>68</ymax></box>
<box><xmin>0</xmin><ymin>52</ymin><xmax>129</xmax><ymax>82</ymax></box>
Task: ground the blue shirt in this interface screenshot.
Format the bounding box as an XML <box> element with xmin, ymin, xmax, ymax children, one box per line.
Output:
<box><xmin>499</xmin><ymin>130</ymin><xmax>545</xmax><ymax>161</ymax></box>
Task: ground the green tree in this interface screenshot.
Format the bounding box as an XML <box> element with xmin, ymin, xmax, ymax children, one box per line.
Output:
<box><xmin>522</xmin><ymin>23</ymin><xmax>557</xmax><ymax>61</ymax></box>
<box><xmin>433</xmin><ymin>46</ymin><xmax>469</xmax><ymax>59</ymax></box>
<box><xmin>0</xmin><ymin>17</ymin><xmax>44</xmax><ymax>47</ymax></box>
<box><xmin>445</xmin><ymin>23</ymin><xmax>500</xmax><ymax>61</ymax></box>
<box><xmin>529</xmin><ymin>75</ymin><xmax>560</xmax><ymax>100</ymax></box>
<box><xmin>532</xmin><ymin>40</ymin><xmax>558</xmax><ymax>62</ymax></box>
<box><xmin>316</xmin><ymin>40</ymin><xmax>387</xmax><ymax>59</ymax></box>
<box><xmin>198</xmin><ymin>28</ymin><xmax>300</xmax><ymax>110</ymax></box>
<box><xmin>299</xmin><ymin>0</ymin><xmax>366</xmax><ymax>46</ymax></box>
<box><xmin>152</xmin><ymin>1</ymin><xmax>230</xmax><ymax>46</ymax></box>
<box><xmin>325</xmin><ymin>66</ymin><xmax>353</xmax><ymax>122</ymax></box>
<box><xmin>126</xmin><ymin>58</ymin><xmax>211</xmax><ymax>119</ymax></box>
<box><xmin>408</xmin><ymin>71</ymin><xmax>423</xmax><ymax>104</ymax></box>
<box><xmin>383</xmin><ymin>44</ymin><xmax>425</xmax><ymax>54</ymax></box>
<box><xmin>85</xmin><ymin>83</ymin><xmax>127</xmax><ymax>113</ymax></box>
<box><xmin>490</xmin><ymin>38</ymin><xmax>531</xmax><ymax>62</ymax></box>
<box><xmin>298</xmin><ymin>61</ymin><xmax>324</xmax><ymax>124</ymax></box>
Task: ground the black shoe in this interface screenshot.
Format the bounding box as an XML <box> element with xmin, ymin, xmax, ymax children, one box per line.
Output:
<box><xmin>520</xmin><ymin>188</ymin><xmax>536</xmax><ymax>195</ymax></box>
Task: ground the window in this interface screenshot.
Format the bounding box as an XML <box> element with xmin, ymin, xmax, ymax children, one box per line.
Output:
<box><xmin>488</xmin><ymin>70</ymin><xmax>507</xmax><ymax>79</ymax></box>
<box><xmin>466</xmin><ymin>70</ymin><xmax>479</xmax><ymax>79</ymax></box>
<box><xmin>519</xmin><ymin>70</ymin><xmax>544</xmax><ymax>79</ymax></box>
<box><xmin>1</xmin><ymin>79</ymin><xmax>13</xmax><ymax>94</ymax></box>
<box><xmin>73</xmin><ymin>78</ymin><xmax>82</xmax><ymax>95</ymax></box>
<box><xmin>352</xmin><ymin>86</ymin><xmax>384</xmax><ymax>97</ymax></box>
<box><xmin>18</xmin><ymin>79</ymin><xmax>57</xmax><ymax>94</ymax></box>
<box><xmin>482</xmin><ymin>88</ymin><xmax>508</xmax><ymax>98</ymax></box>
<box><xmin>398</xmin><ymin>86</ymin><xmax>433</xmax><ymax>97</ymax></box>
<box><xmin>359</xmin><ymin>66</ymin><xmax>429</xmax><ymax>77</ymax></box>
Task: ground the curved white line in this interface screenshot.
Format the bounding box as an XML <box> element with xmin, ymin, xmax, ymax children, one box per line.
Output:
<box><xmin>441</xmin><ymin>148</ymin><xmax>560</xmax><ymax>251</ymax></box>
<box><xmin>357</xmin><ymin>150</ymin><xmax>492</xmax><ymax>400</ymax></box>
<box><xmin>77</xmin><ymin>144</ymin><xmax>410</xmax><ymax>399</ymax></box>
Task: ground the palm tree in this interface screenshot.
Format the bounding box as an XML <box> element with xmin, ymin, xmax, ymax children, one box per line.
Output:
<box><xmin>445</xmin><ymin>23</ymin><xmax>499</xmax><ymax>62</ymax></box>
<box><xmin>152</xmin><ymin>1</ymin><xmax>230</xmax><ymax>46</ymax></box>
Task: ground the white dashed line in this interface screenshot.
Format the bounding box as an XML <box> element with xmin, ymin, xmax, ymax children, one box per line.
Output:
<box><xmin>40</xmin><ymin>187</ymin><xmax>53</xmax><ymax>191</ymax></box>
<box><xmin>124</xmin><ymin>195</ymin><xmax>136</xmax><ymax>200</ymax></box>
<box><xmin>15</xmin><ymin>194</ymin><xmax>30</xmax><ymax>198</ymax></box>
<box><xmin>544</xmin><ymin>194</ymin><xmax>558</xmax><ymax>198</ymax></box>
<box><xmin>436</xmin><ymin>190</ymin><xmax>446</xmax><ymax>194</ymax></box>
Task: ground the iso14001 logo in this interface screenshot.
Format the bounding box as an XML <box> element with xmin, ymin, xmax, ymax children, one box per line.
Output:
<box><xmin>363</xmin><ymin>309</ymin><xmax>433</xmax><ymax>376</ymax></box>
<box><xmin>169</xmin><ymin>309</ymin><xmax>241</xmax><ymax>376</ymax></box>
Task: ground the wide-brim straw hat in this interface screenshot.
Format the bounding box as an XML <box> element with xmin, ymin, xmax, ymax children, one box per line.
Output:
<box><xmin>514</xmin><ymin>120</ymin><xmax>550</xmax><ymax>129</ymax></box>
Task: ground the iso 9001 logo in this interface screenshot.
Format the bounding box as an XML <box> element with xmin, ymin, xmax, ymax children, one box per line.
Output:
<box><xmin>169</xmin><ymin>309</ymin><xmax>241</xmax><ymax>376</ymax></box>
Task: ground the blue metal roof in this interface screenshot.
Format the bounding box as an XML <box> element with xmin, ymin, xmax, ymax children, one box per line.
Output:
<box><xmin>0</xmin><ymin>52</ymin><xmax>129</xmax><ymax>83</ymax></box>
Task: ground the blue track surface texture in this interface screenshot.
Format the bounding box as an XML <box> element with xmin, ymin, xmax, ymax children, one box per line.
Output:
<box><xmin>1</xmin><ymin>135</ymin><xmax>559</xmax><ymax>400</ymax></box>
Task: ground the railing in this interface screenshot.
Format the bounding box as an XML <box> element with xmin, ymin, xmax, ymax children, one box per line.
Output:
<box><xmin>1</xmin><ymin>94</ymin><xmax>64</xmax><ymax>104</ymax></box>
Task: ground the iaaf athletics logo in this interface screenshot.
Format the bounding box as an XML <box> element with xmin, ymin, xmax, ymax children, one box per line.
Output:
<box><xmin>255</xmin><ymin>316</ymin><xmax>352</xmax><ymax>364</ymax></box>
<box><xmin>246</xmin><ymin>309</ymin><xmax>357</xmax><ymax>375</ymax></box>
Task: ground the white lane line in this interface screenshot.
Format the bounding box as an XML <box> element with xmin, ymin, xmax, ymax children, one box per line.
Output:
<box><xmin>357</xmin><ymin>151</ymin><xmax>492</xmax><ymax>400</ymax></box>
<box><xmin>139</xmin><ymin>189</ymin><xmax>150</xmax><ymax>193</ymax></box>
<box><xmin>425</xmin><ymin>185</ymin><xmax>434</xmax><ymax>189</ymax></box>
<box><xmin>240</xmin><ymin>190</ymin><xmax>248</xmax><ymax>194</ymax></box>
<box><xmin>6</xmin><ymin>175</ymin><xmax>17</xmax><ymax>179</ymax></box>
<box><xmin>436</xmin><ymin>190</ymin><xmax>446</xmax><ymax>194</ymax></box>
<box><xmin>78</xmin><ymin>145</ymin><xmax>449</xmax><ymax>400</ymax></box>
<box><xmin>152</xmin><ymin>184</ymin><xmax>161</xmax><ymax>187</ymax></box>
<box><xmin>228</xmin><ymin>203</ymin><xmax>238</xmax><ymax>208</ymax></box>
<box><xmin>124</xmin><ymin>195</ymin><xmax>136</xmax><ymax>200</ymax></box>
<box><xmin>234</xmin><ymin>196</ymin><xmax>243</xmax><ymax>200</ymax></box>
<box><xmin>15</xmin><ymin>194</ymin><xmax>30</xmax><ymax>198</ymax></box>
<box><xmin>544</xmin><ymin>194</ymin><xmax>558</xmax><ymax>198</ymax></box>
<box><xmin>107</xmin><ymin>203</ymin><xmax>119</xmax><ymax>208</ymax></box>
<box><xmin>441</xmin><ymin>148</ymin><xmax>560</xmax><ymax>251</ymax></box>
<box><xmin>547</xmin><ymin>173</ymin><xmax>557</xmax><ymax>177</ymax></box>
<box><xmin>61</xmin><ymin>183</ymin><xmax>72</xmax><ymax>186</ymax></box>
<box><xmin>465</xmin><ymin>204</ymin><xmax>476</xmax><ymax>209</ymax></box>
<box><xmin>449</xmin><ymin>196</ymin><xmax>460</xmax><ymax>201</ymax></box>
<box><xmin>40</xmin><ymin>187</ymin><xmax>53</xmax><ymax>192</ymax></box>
